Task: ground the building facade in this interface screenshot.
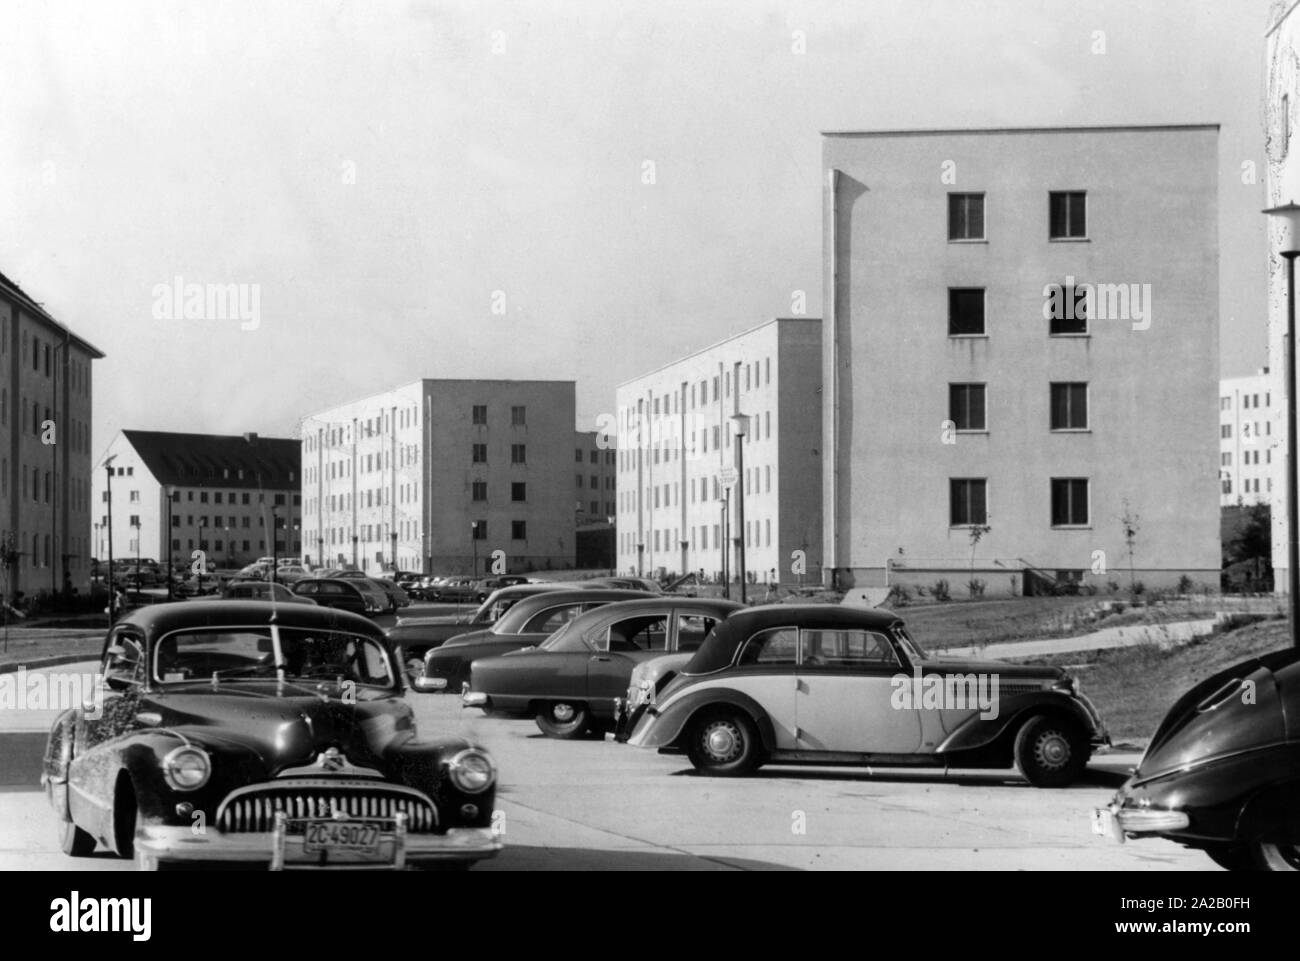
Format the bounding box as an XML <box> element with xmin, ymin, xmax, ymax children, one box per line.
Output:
<box><xmin>92</xmin><ymin>431</ymin><xmax>302</xmax><ymax>570</ymax></box>
<box><xmin>1219</xmin><ymin>371</ymin><xmax>1279</xmax><ymax>507</ymax></box>
<box><xmin>615</xmin><ymin>318</ymin><xmax>823</xmax><ymax>587</ymax></box>
<box><xmin>823</xmin><ymin>125</ymin><xmax>1221</xmax><ymax>594</ymax></box>
<box><xmin>301</xmin><ymin>380</ymin><xmax>577</xmax><ymax>575</ymax></box>
<box><xmin>1</xmin><ymin>270</ymin><xmax>103</xmax><ymax>600</ymax></box>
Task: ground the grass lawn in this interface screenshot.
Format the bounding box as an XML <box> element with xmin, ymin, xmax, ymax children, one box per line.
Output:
<box><xmin>0</xmin><ymin>626</ymin><xmax>105</xmax><ymax>669</ymax></box>
<box><xmin>1022</xmin><ymin>618</ymin><xmax>1294</xmax><ymax>744</ymax></box>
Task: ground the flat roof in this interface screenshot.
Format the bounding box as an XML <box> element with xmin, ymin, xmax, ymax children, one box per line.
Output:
<box><xmin>301</xmin><ymin>377</ymin><xmax>576</xmax><ymax>424</ymax></box>
<box><xmin>616</xmin><ymin>317</ymin><xmax>820</xmax><ymax>389</ymax></box>
<box><xmin>822</xmin><ymin>123</ymin><xmax>1220</xmax><ymax>137</ymax></box>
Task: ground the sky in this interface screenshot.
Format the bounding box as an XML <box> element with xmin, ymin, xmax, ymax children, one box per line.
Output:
<box><xmin>0</xmin><ymin>0</ymin><xmax>1274</xmax><ymax>461</ymax></box>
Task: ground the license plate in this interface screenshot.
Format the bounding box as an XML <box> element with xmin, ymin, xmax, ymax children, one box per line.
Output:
<box><xmin>1091</xmin><ymin>807</ymin><xmax>1124</xmax><ymax>844</ymax></box>
<box><xmin>303</xmin><ymin>820</ymin><xmax>382</xmax><ymax>854</ymax></box>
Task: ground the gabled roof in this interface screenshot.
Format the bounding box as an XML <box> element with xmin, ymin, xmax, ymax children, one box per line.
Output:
<box><xmin>0</xmin><ymin>267</ymin><xmax>105</xmax><ymax>359</ymax></box>
<box><xmin>121</xmin><ymin>430</ymin><xmax>300</xmax><ymax>489</ymax></box>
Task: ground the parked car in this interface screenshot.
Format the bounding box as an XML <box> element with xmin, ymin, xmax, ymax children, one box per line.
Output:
<box><xmin>389</xmin><ymin>584</ymin><xmax>582</xmax><ymax>672</ymax></box>
<box><xmin>292</xmin><ymin>577</ymin><xmax>384</xmax><ymax>616</ymax></box>
<box><xmin>370</xmin><ymin>578</ymin><xmax>411</xmax><ymax>611</ymax></box>
<box><xmin>270</xmin><ymin>565</ymin><xmax>310</xmax><ymax>585</ymax></box>
<box><xmin>221</xmin><ymin>580</ymin><xmax>316</xmax><ymax>604</ymax></box>
<box><xmin>412</xmin><ymin>589</ymin><xmax>650</xmax><ymax>693</ymax></box>
<box><xmin>623</xmin><ymin>604</ymin><xmax>1108</xmax><ymax>785</ymax></box>
<box><xmin>465</xmin><ymin>597</ymin><xmax>743</xmax><ymax>738</ymax></box>
<box><xmin>1092</xmin><ymin>646</ymin><xmax>1300</xmax><ymax>870</ymax></box>
<box><xmin>431</xmin><ymin>577</ymin><xmax>481</xmax><ymax>603</ymax></box>
<box><xmin>585</xmin><ymin>576</ymin><xmax>662</xmax><ymax>593</ymax></box>
<box><xmin>41</xmin><ymin>600</ymin><xmax>501</xmax><ymax>870</ymax></box>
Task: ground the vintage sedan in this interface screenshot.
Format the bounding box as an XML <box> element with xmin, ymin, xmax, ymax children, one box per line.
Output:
<box><xmin>624</xmin><ymin>604</ymin><xmax>1108</xmax><ymax>786</ymax></box>
<box><xmin>1092</xmin><ymin>646</ymin><xmax>1300</xmax><ymax>870</ymax></box>
<box><xmin>41</xmin><ymin>600</ymin><xmax>502</xmax><ymax>870</ymax></box>
<box><xmin>464</xmin><ymin>597</ymin><xmax>743</xmax><ymax>737</ymax></box>
<box><xmin>412</xmin><ymin>588</ymin><xmax>649</xmax><ymax>693</ymax></box>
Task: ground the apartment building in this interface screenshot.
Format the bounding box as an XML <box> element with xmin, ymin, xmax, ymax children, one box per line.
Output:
<box><xmin>1219</xmin><ymin>371</ymin><xmax>1280</xmax><ymax>507</ymax></box>
<box><xmin>1</xmin><ymin>269</ymin><xmax>103</xmax><ymax>598</ymax></box>
<box><xmin>823</xmin><ymin>125</ymin><xmax>1220</xmax><ymax>594</ymax></box>
<box><xmin>301</xmin><ymin>380</ymin><xmax>576</xmax><ymax>575</ymax></box>
<box><xmin>615</xmin><ymin>318</ymin><xmax>822</xmax><ymax>586</ymax></box>
<box><xmin>92</xmin><ymin>431</ymin><xmax>301</xmax><ymax>569</ymax></box>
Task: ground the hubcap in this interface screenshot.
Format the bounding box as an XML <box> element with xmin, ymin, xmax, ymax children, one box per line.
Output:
<box><xmin>703</xmin><ymin>721</ymin><xmax>741</xmax><ymax>762</ymax></box>
<box><xmin>552</xmin><ymin>703</ymin><xmax>575</xmax><ymax>723</ymax></box>
<box><xmin>1036</xmin><ymin>731</ymin><xmax>1070</xmax><ymax>769</ymax></box>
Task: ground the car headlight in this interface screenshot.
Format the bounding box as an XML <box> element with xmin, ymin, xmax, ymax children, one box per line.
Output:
<box><xmin>163</xmin><ymin>746</ymin><xmax>211</xmax><ymax>791</ymax></box>
<box><xmin>447</xmin><ymin>749</ymin><xmax>496</xmax><ymax>794</ymax></box>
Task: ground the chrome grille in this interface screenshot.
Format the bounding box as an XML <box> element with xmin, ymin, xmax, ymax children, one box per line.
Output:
<box><xmin>217</xmin><ymin>780</ymin><xmax>439</xmax><ymax>834</ymax></box>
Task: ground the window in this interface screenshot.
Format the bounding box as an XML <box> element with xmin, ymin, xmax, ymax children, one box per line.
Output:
<box><xmin>511</xmin><ymin>405</ymin><xmax>526</xmax><ymax>426</ymax></box>
<box><xmin>1221</xmin><ymin>452</ymin><xmax>1232</xmax><ymax>467</ymax></box>
<box><xmin>1221</xmin><ymin>424</ymin><xmax>1232</xmax><ymax>439</ymax></box>
<box><xmin>1220</xmin><ymin>396</ymin><xmax>1230</xmax><ymax>411</ymax></box>
<box><xmin>738</xmin><ymin>627</ymin><xmax>798</xmax><ymax>666</ymax></box>
<box><xmin>801</xmin><ymin>630</ymin><xmax>900</xmax><ymax>668</ymax></box>
<box><xmin>676</xmin><ymin>615</ymin><xmax>720</xmax><ymax>653</ymax></box>
<box><xmin>1049</xmin><ymin>191</ymin><xmax>1086</xmax><ymax>239</ymax></box>
<box><xmin>472</xmin><ymin>481</ymin><xmax>487</xmax><ymax>501</ymax></box>
<box><xmin>575</xmin><ymin>448</ymin><xmax>583</xmax><ymax>462</ymax></box>
<box><xmin>1050</xmin><ymin>383</ymin><xmax>1088</xmax><ymax>430</ymax></box>
<box><xmin>948</xmin><ymin>193</ymin><xmax>985</xmax><ymax>241</ymax></box>
<box><xmin>511</xmin><ymin>482</ymin><xmax>526</xmax><ymax>502</ymax></box>
<box><xmin>472</xmin><ymin>404</ymin><xmax>487</xmax><ymax>425</ymax></box>
<box><xmin>604</xmin><ymin>615</ymin><xmax>668</xmax><ymax>653</ymax></box>
<box><xmin>472</xmin><ymin>443</ymin><xmax>487</xmax><ymax>463</ymax></box>
<box><xmin>1046</xmin><ymin>283</ymin><xmax>1088</xmax><ymax>334</ymax></box>
<box><xmin>511</xmin><ymin>444</ymin><xmax>526</xmax><ymax>464</ymax></box>
<box><xmin>948</xmin><ymin>288</ymin><xmax>985</xmax><ymax>336</ymax></box>
<box><xmin>949</xmin><ymin>384</ymin><xmax>986</xmax><ymax>431</ymax></box>
<box><xmin>950</xmin><ymin>478</ymin><xmax>988</xmax><ymax>526</ymax></box>
<box><xmin>523</xmin><ymin>603</ymin><xmax>587</xmax><ymax>634</ymax></box>
<box><xmin>1050</xmin><ymin>478</ymin><xmax>1089</xmax><ymax>526</ymax></box>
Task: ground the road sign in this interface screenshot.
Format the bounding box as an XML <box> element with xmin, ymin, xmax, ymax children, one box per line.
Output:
<box><xmin>719</xmin><ymin>468</ymin><xmax>738</xmax><ymax>487</ymax></box>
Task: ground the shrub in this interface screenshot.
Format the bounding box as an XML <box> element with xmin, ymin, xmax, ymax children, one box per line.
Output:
<box><xmin>1176</xmin><ymin>574</ymin><xmax>1194</xmax><ymax>594</ymax></box>
<box><xmin>883</xmin><ymin>584</ymin><xmax>911</xmax><ymax>607</ymax></box>
<box><xmin>1107</xmin><ymin>580</ymin><xmax>1120</xmax><ymax>594</ymax></box>
<box><xmin>1131</xmin><ymin>581</ymin><xmax>1146</xmax><ymax>597</ymax></box>
<box><xmin>967</xmin><ymin>578</ymin><xmax>986</xmax><ymax>598</ymax></box>
<box><xmin>931</xmin><ymin>579</ymin><xmax>952</xmax><ymax>602</ymax></box>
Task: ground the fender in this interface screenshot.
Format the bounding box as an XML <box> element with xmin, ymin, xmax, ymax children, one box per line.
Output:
<box><xmin>1235</xmin><ymin>774</ymin><xmax>1300</xmax><ymax>844</ymax></box>
<box><xmin>632</xmin><ymin>687</ymin><xmax>777</xmax><ymax>753</ymax></box>
<box><xmin>42</xmin><ymin>710</ymin><xmax>77</xmax><ymax>819</ymax></box>
<box><xmin>936</xmin><ymin>694</ymin><xmax>1099</xmax><ymax>754</ymax></box>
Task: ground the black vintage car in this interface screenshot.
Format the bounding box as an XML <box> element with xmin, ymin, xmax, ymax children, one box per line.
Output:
<box><xmin>1093</xmin><ymin>647</ymin><xmax>1300</xmax><ymax>870</ymax></box>
<box><xmin>464</xmin><ymin>597</ymin><xmax>743</xmax><ymax>738</ymax></box>
<box><xmin>41</xmin><ymin>600</ymin><xmax>502</xmax><ymax>870</ymax></box>
<box><xmin>412</xmin><ymin>588</ymin><xmax>649</xmax><ymax>693</ymax></box>
<box><xmin>624</xmin><ymin>604</ymin><xmax>1109</xmax><ymax>786</ymax></box>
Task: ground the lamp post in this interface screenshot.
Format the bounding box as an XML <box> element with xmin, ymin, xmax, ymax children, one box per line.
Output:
<box><xmin>270</xmin><ymin>506</ymin><xmax>279</xmax><ymax>585</ymax></box>
<box><xmin>164</xmin><ymin>489</ymin><xmax>175</xmax><ymax>600</ymax></box>
<box><xmin>1264</xmin><ymin>201</ymin><xmax>1300</xmax><ymax>648</ymax></box>
<box><xmin>720</xmin><ymin>487</ymin><xmax>730</xmax><ymax>599</ymax></box>
<box><xmin>731</xmin><ymin>412</ymin><xmax>751</xmax><ymax>604</ymax></box>
<box><xmin>471</xmin><ymin>521</ymin><xmax>480</xmax><ymax>577</ymax></box>
<box><xmin>104</xmin><ymin>456</ymin><xmax>117</xmax><ymax>623</ymax></box>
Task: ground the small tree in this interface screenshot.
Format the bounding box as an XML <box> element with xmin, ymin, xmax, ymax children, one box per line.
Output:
<box><xmin>967</xmin><ymin>524</ymin><xmax>990</xmax><ymax>599</ymax></box>
<box><xmin>1120</xmin><ymin>501</ymin><xmax>1141</xmax><ymax>593</ymax></box>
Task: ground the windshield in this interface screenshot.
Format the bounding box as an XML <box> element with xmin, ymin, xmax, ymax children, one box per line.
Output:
<box><xmin>153</xmin><ymin>626</ymin><xmax>396</xmax><ymax>688</ymax></box>
<box><xmin>891</xmin><ymin>624</ymin><xmax>928</xmax><ymax>662</ymax></box>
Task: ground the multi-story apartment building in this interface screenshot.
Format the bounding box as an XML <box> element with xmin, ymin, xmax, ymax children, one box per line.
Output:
<box><xmin>615</xmin><ymin>318</ymin><xmax>822</xmax><ymax>587</ymax></box>
<box><xmin>301</xmin><ymin>380</ymin><xmax>576</xmax><ymax>575</ymax></box>
<box><xmin>2</xmin><ymin>269</ymin><xmax>103</xmax><ymax>599</ymax></box>
<box><xmin>1219</xmin><ymin>371</ymin><xmax>1280</xmax><ymax>507</ymax></box>
<box><xmin>574</xmin><ymin>430</ymin><xmax>617</xmax><ymax>524</ymax></box>
<box><xmin>92</xmin><ymin>431</ymin><xmax>301</xmax><ymax>570</ymax></box>
<box><xmin>823</xmin><ymin>125</ymin><xmax>1220</xmax><ymax>594</ymax></box>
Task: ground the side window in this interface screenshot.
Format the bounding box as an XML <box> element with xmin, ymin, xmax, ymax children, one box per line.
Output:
<box><xmin>297</xmin><ymin>582</ymin><xmax>317</xmax><ymax>595</ymax></box>
<box><xmin>103</xmin><ymin>633</ymin><xmax>145</xmax><ymax>685</ymax></box>
<box><xmin>737</xmin><ymin>627</ymin><xmax>798</xmax><ymax>666</ymax></box>
<box><xmin>675</xmin><ymin>615</ymin><xmax>718</xmax><ymax>653</ymax></box>
<box><xmin>523</xmin><ymin>603</ymin><xmax>585</xmax><ymax>634</ymax></box>
<box><xmin>604</xmin><ymin>615</ymin><xmax>669</xmax><ymax>652</ymax></box>
<box><xmin>801</xmin><ymin>630</ymin><xmax>900</xmax><ymax>669</ymax></box>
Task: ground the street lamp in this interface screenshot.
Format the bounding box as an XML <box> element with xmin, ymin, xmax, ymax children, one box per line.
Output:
<box><xmin>270</xmin><ymin>505</ymin><xmax>280</xmax><ymax>584</ymax></box>
<box><xmin>104</xmin><ymin>456</ymin><xmax>117</xmax><ymax>623</ymax></box>
<box><xmin>163</xmin><ymin>488</ymin><xmax>175</xmax><ymax>600</ymax></box>
<box><xmin>732</xmin><ymin>412</ymin><xmax>751</xmax><ymax>604</ymax></box>
<box><xmin>471</xmin><ymin>521</ymin><xmax>480</xmax><ymax>577</ymax></box>
<box><xmin>1265</xmin><ymin>201</ymin><xmax>1300</xmax><ymax>648</ymax></box>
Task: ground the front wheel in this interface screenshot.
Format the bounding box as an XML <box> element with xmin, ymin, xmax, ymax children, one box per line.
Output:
<box><xmin>686</xmin><ymin>711</ymin><xmax>762</xmax><ymax>776</ymax></box>
<box><xmin>1014</xmin><ymin>715</ymin><xmax>1089</xmax><ymax>787</ymax></box>
<box><xmin>1248</xmin><ymin>837</ymin><xmax>1300</xmax><ymax>871</ymax></box>
<box><xmin>535</xmin><ymin>702</ymin><xmax>591</xmax><ymax>739</ymax></box>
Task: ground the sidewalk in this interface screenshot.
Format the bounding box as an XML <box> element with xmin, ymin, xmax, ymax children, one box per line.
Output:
<box><xmin>936</xmin><ymin>616</ymin><xmax>1225</xmax><ymax>660</ymax></box>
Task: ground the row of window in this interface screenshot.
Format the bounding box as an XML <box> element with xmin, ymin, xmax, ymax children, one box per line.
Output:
<box><xmin>472</xmin><ymin>404</ymin><xmax>528</xmax><ymax>426</ymax></box>
<box><xmin>576</xmin><ymin>448</ymin><xmax>616</xmax><ymax>465</ymax></box>
<box><xmin>950</xmin><ymin>478</ymin><xmax>1089</xmax><ymax>527</ymax></box>
<box><xmin>472</xmin><ymin>444</ymin><xmax>527</xmax><ymax>464</ymax></box>
<box><xmin>1223</xmin><ymin>478</ymin><xmax>1267</xmax><ymax>496</ymax></box>
<box><xmin>948</xmin><ymin>191</ymin><xmax>1087</xmax><ymax>242</ymax></box>
<box><xmin>949</xmin><ymin>286</ymin><xmax>1096</xmax><ymax>337</ymax></box>
<box><xmin>1224</xmin><ymin>450</ymin><xmax>1270</xmax><ymax>467</ymax></box>
<box><xmin>173</xmin><ymin>539</ymin><xmax>297</xmax><ymax>554</ymax></box>
<box><xmin>617</xmin><ymin>410</ymin><xmax>776</xmax><ymax>473</ymax></box>
<box><xmin>636</xmin><ymin>359</ymin><xmax>775</xmax><ymax>422</ymax></box>
<box><xmin>623</xmin><ymin>517</ymin><xmax>776</xmax><ymax>556</ymax></box>
<box><xmin>1</xmin><ymin>397</ymin><xmax>91</xmax><ymax>454</ymax></box>
<box><xmin>579</xmin><ymin>501</ymin><xmax>616</xmax><ymax>516</ymax></box>
<box><xmin>623</xmin><ymin>465</ymin><xmax>777</xmax><ymax>514</ymax></box>
<box><xmin>0</xmin><ymin>460</ymin><xmax>92</xmax><ymax>513</ymax></box>
<box><xmin>949</xmin><ymin>383</ymin><xmax>1088</xmax><ymax>431</ymax></box>
<box><xmin>1221</xmin><ymin>392</ymin><xmax>1270</xmax><ymax>411</ymax></box>
<box><xmin>577</xmin><ymin>474</ymin><xmax>615</xmax><ymax>490</ymax></box>
<box><xmin>1220</xmin><ymin>422</ymin><xmax>1271</xmax><ymax>440</ymax></box>
<box><xmin>473</xmin><ymin>481</ymin><xmax>529</xmax><ymax>502</ymax></box>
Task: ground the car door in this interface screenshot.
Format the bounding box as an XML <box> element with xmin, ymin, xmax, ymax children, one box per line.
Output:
<box><xmin>794</xmin><ymin>628</ymin><xmax>921</xmax><ymax>754</ymax></box>
<box><xmin>586</xmin><ymin>613</ymin><xmax>670</xmax><ymax>704</ymax></box>
<box><xmin>726</xmin><ymin>626</ymin><xmax>800</xmax><ymax>750</ymax></box>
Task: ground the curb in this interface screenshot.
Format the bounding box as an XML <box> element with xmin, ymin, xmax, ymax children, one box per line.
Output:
<box><xmin>0</xmin><ymin>653</ymin><xmax>101</xmax><ymax>675</ymax></box>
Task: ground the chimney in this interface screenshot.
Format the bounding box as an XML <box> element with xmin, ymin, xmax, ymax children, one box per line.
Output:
<box><xmin>244</xmin><ymin>432</ymin><xmax>258</xmax><ymax>444</ymax></box>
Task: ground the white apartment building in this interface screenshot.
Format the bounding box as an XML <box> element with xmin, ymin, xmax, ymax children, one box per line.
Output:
<box><xmin>1219</xmin><ymin>371</ymin><xmax>1280</xmax><ymax>507</ymax></box>
<box><xmin>301</xmin><ymin>380</ymin><xmax>576</xmax><ymax>575</ymax></box>
<box><xmin>615</xmin><ymin>318</ymin><xmax>822</xmax><ymax>587</ymax></box>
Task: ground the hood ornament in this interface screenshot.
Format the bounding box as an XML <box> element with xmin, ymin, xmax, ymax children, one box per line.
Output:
<box><xmin>276</xmin><ymin>745</ymin><xmax>384</xmax><ymax>780</ymax></box>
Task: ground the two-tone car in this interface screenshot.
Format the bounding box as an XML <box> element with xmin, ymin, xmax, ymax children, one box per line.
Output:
<box><xmin>1092</xmin><ymin>646</ymin><xmax>1300</xmax><ymax>870</ymax></box>
<box><xmin>411</xmin><ymin>588</ymin><xmax>649</xmax><ymax>693</ymax></box>
<box><xmin>624</xmin><ymin>604</ymin><xmax>1108</xmax><ymax>786</ymax></box>
<box><xmin>41</xmin><ymin>600</ymin><xmax>501</xmax><ymax>870</ymax></box>
<box><xmin>464</xmin><ymin>597</ymin><xmax>743</xmax><ymax>737</ymax></box>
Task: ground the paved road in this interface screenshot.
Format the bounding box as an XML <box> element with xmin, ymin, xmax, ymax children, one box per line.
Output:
<box><xmin>0</xmin><ymin>661</ymin><xmax>1214</xmax><ymax>871</ymax></box>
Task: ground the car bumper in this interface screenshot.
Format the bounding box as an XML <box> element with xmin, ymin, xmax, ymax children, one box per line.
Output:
<box><xmin>134</xmin><ymin>821</ymin><xmax>501</xmax><ymax>870</ymax></box>
<box><xmin>613</xmin><ymin>697</ymin><xmax>649</xmax><ymax>743</ymax></box>
<box><xmin>412</xmin><ymin>675</ymin><xmax>450</xmax><ymax>692</ymax></box>
<box><xmin>1091</xmin><ymin>801</ymin><xmax>1191</xmax><ymax>844</ymax></box>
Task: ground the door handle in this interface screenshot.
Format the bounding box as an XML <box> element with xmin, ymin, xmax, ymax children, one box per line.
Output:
<box><xmin>590</xmin><ymin>656</ymin><xmax>611</xmax><ymax>662</ymax></box>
